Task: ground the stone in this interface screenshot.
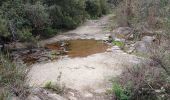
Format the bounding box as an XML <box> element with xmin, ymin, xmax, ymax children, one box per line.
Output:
<box><xmin>48</xmin><ymin>93</ymin><xmax>66</xmax><ymax>100</ymax></box>
<box><xmin>112</xmin><ymin>27</ymin><xmax>133</xmax><ymax>39</ymax></box>
<box><xmin>68</xmin><ymin>96</ymin><xmax>77</xmax><ymax>100</ymax></box>
<box><xmin>11</xmin><ymin>97</ymin><xmax>20</xmax><ymax>100</ymax></box>
<box><xmin>28</xmin><ymin>88</ymin><xmax>67</xmax><ymax>100</ymax></box>
<box><xmin>26</xmin><ymin>95</ymin><xmax>41</xmax><ymax>100</ymax></box>
<box><xmin>83</xmin><ymin>92</ymin><xmax>93</xmax><ymax>98</ymax></box>
<box><xmin>114</xmin><ymin>37</ymin><xmax>125</xmax><ymax>42</ymax></box>
<box><xmin>134</xmin><ymin>36</ymin><xmax>155</xmax><ymax>53</ymax></box>
<box><xmin>127</xmin><ymin>46</ymin><xmax>135</xmax><ymax>54</ymax></box>
<box><xmin>134</xmin><ymin>41</ymin><xmax>147</xmax><ymax>53</ymax></box>
<box><xmin>94</xmin><ymin>89</ymin><xmax>106</xmax><ymax>94</ymax></box>
<box><xmin>14</xmin><ymin>42</ymin><xmax>26</xmax><ymax>49</ymax></box>
<box><xmin>141</xmin><ymin>36</ymin><xmax>155</xmax><ymax>43</ymax></box>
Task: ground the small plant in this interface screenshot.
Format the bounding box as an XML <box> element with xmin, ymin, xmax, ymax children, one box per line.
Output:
<box><xmin>112</xmin><ymin>40</ymin><xmax>124</xmax><ymax>48</ymax></box>
<box><xmin>112</xmin><ymin>83</ymin><xmax>130</xmax><ymax>100</ymax></box>
<box><xmin>44</xmin><ymin>81</ymin><xmax>65</xmax><ymax>94</ymax></box>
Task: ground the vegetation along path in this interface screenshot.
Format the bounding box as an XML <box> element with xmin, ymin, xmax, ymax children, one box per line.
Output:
<box><xmin>27</xmin><ymin>14</ymin><xmax>142</xmax><ymax>100</ymax></box>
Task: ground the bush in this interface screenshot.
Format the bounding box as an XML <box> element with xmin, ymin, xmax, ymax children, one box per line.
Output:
<box><xmin>0</xmin><ymin>0</ymin><xmax>110</xmax><ymax>41</ymax></box>
<box><xmin>112</xmin><ymin>62</ymin><xmax>170</xmax><ymax>100</ymax></box>
<box><xmin>112</xmin><ymin>83</ymin><xmax>130</xmax><ymax>100</ymax></box>
<box><xmin>24</xmin><ymin>1</ymin><xmax>50</xmax><ymax>32</ymax></box>
<box><xmin>0</xmin><ymin>53</ymin><xmax>29</xmax><ymax>99</ymax></box>
<box><xmin>112</xmin><ymin>40</ymin><xmax>124</xmax><ymax>48</ymax></box>
<box><xmin>85</xmin><ymin>0</ymin><xmax>108</xmax><ymax>18</ymax></box>
<box><xmin>43</xmin><ymin>27</ymin><xmax>58</xmax><ymax>38</ymax></box>
<box><xmin>47</xmin><ymin>0</ymin><xmax>87</xmax><ymax>29</ymax></box>
<box><xmin>0</xmin><ymin>16</ymin><xmax>10</xmax><ymax>37</ymax></box>
<box><xmin>116</xmin><ymin>0</ymin><xmax>170</xmax><ymax>30</ymax></box>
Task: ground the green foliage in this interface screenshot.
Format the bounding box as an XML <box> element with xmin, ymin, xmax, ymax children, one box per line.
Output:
<box><xmin>85</xmin><ymin>0</ymin><xmax>108</xmax><ymax>18</ymax></box>
<box><xmin>0</xmin><ymin>0</ymin><xmax>109</xmax><ymax>41</ymax></box>
<box><xmin>112</xmin><ymin>63</ymin><xmax>170</xmax><ymax>100</ymax></box>
<box><xmin>0</xmin><ymin>16</ymin><xmax>10</xmax><ymax>37</ymax></box>
<box><xmin>17</xmin><ymin>28</ymin><xmax>33</xmax><ymax>41</ymax></box>
<box><xmin>43</xmin><ymin>27</ymin><xmax>58</xmax><ymax>38</ymax></box>
<box><xmin>24</xmin><ymin>1</ymin><xmax>50</xmax><ymax>31</ymax></box>
<box><xmin>47</xmin><ymin>0</ymin><xmax>87</xmax><ymax>29</ymax></box>
<box><xmin>112</xmin><ymin>40</ymin><xmax>124</xmax><ymax>47</ymax></box>
<box><xmin>112</xmin><ymin>83</ymin><xmax>130</xmax><ymax>100</ymax></box>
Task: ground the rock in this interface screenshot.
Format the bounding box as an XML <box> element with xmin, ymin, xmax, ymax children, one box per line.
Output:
<box><xmin>26</xmin><ymin>95</ymin><xmax>41</xmax><ymax>100</ymax></box>
<box><xmin>141</xmin><ymin>36</ymin><xmax>156</xmax><ymax>43</ymax></box>
<box><xmin>140</xmin><ymin>27</ymin><xmax>154</xmax><ymax>36</ymax></box>
<box><xmin>11</xmin><ymin>96</ymin><xmax>20</xmax><ymax>100</ymax></box>
<box><xmin>83</xmin><ymin>92</ymin><xmax>93</xmax><ymax>98</ymax></box>
<box><xmin>127</xmin><ymin>46</ymin><xmax>135</xmax><ymax>54</ymax></box>
<box><xmin>134</xmin><ymin>36</ymin><xmax>155</xmax><ymax>53</ymax></box>
<box><xmin>48</xmin><ymin>93</ymin><xmax>66</xmax><ymax>100</ymax></box>
<box><xmin>38</xmin><ymin>57</ymin><xmax>49</xmax><ymax>62</ymax></box>
<box><xmin>27</xmin><ymin>88</ymin><xmax>67</xmax><ymax>100</ymax></box>
<box><xmin>68</xmin><ymin>96</ymin><xmax>77</xmax><ymax>100</ymax></box>
<box><xmin>134</xmin><ymin>41</ymin><xmax>147</xmax><ymax>53</ymax></box>
<box><xmin>94</xmin><ymin>89</ymin><xmax>106</xmax><ymax>94</ymax></box>
<box><xmin>14</xmin><ymin>42</ymin><xmax>26</xmax><ymax>49</ymax></box>
<box><xmin>103</xmin><ymin>34</ymin><xmax>113</xmax><ymax>43</ymax></box>
<box><xmin>112</xmin><ymin>27</ymin><xmax>133</xmax><ymax>39</ymax></box>
<box><xmin>114</xmin><ymin>37</ymin><xmax>125</xmax><ymax>42</ymax></box>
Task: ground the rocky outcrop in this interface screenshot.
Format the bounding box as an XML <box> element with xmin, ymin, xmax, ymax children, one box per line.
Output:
<box><xmin>26</xmin><ymin>88</ymin><xmax>67</xmax><ymax>100</ymax></box>
<box><xmin>112</xmin><ymin>27</ymin><xmax>134</xmax><ymax>40</ymax></box>
<box><xmin>134</xmin><ymin>36</ymin><xmax>156</xmax><ymax>53</ymax></box>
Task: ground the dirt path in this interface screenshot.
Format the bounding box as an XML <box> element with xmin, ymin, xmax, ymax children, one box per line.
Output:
<box><xmin>28</xmin><ymin>14</ymin><xmax>142</xmax><ymax>100</ymax></box>
<box><xmin>40</xmin><ymin>14</ymin><xmax>113</xmax><ymax>46</ymax></box>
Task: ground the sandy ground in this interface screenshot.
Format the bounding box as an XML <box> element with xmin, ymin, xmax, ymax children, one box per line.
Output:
<box><xmin>28</xmin><ymin>14</ymin><xmax>142</xmax><ymax>100</ymax></box>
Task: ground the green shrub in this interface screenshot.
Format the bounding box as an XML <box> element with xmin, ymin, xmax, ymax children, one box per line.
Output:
<box><xmin>112</xmin><ymin>40</ymin><xmax>124</xmax><ymax>48</ymax></box>
<box><xmin>85</xmin><ymin>0</ymin><xmax>108</xmax><ymax>18</ymax></box>
<box><xmin>0</xmin><ymin>16</ymin><xmax>10</xmax><ymax>37</ymax></box>
<box><xmin>17</xmin><ymin>28</ymin><xmax>33</xmax><ymax>41</ymax></box>
<box><xmin>47</xmin><ymin>0</ymin><xmax>87</xmax><ymax>29</ymax></box>
<box><xmin>112</xmin><ymin>63</ymin><xmax>170</xmax><ymax>100</ymax></box>
<box><xmin>0</xmin><ymin>0</ymin><xmax>109</xmax><ymax>41</ymax></box>
<box><xmin>112</xmin><ymin>83</ymin><xmax>130</xmax><ymax>100</ymax></box>
<box><xmin>43</xmin><ymin>27</ymin><xmax>58</xmax><ymax>38</ymax></box>
<box><xmin>24</xmin><ymin>1</ymin><xmax>50</xmax><ymax>31</ymax></box>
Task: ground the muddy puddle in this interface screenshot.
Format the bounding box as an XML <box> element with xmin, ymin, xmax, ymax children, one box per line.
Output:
<box><xmin>12</xmin><ymin>39</ymin><xmax>109</xmax><ymax>65</ymax></box>
<box><xmin>46</xmin><ymin>39</ymin><xmax>109</xmax><ymax>57</ymax></box>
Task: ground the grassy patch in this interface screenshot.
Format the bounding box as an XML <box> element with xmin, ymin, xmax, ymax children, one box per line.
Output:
<box><xmin>112</xmin><ymin>83</ymin><xmax>131</xmax><ymax>100</ymax></box>
<box><xmin>0</xmin><ymin>53</ymin><xmax>29</xmax><ymax>99</ymax></box>
<box><xmin>112</xmin><ymin>40</ymin><xmax>124</xmax><ymax>48</ymax></box>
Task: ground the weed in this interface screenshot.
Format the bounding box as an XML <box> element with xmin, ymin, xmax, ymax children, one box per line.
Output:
<box><xmin>112</xmin><ymin>83</ymin><xmax>130</xmax><ymax>100</ymax></box>
<box><xmin>112</xmin><ymin>40</ymin><xmax>124</xmax><ymax>48</ymax></box>
<box><xmin>0</xmin><ymin>53</ymin><xmax>29</xmax><ymax>99</ymax></box>
<box><xmin>44</xmin><ymin>81</ymin><xmax>65</xmax><ymax>94</ymax></box>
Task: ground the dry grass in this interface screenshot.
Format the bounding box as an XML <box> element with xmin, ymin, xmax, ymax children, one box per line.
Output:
<box><xmin>0</xmin><ymin>53</ymin><xmax>29</xmax><ymax>99</ymax></box>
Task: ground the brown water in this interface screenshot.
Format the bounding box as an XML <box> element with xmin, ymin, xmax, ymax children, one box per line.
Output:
<box><xmin>12</xmin><ymin>39</ymin><xmax>109</xmax><ymax>65</ymax></box>
<box><xmin>45</xmin><ymin>39</ymin><xmax>109</xmax><ymax>57</ymax></box>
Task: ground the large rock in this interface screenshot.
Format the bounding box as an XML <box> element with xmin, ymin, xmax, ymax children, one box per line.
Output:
<box><xmin>112</xmin><ymin>27</ymin><xmax>133</xmax><ymax>40</ymax></box>
<box><xmin>141</xmin><ymin>36</ymin><xmax>155</xmax><ymax>43</ymax></box>
<box><xmin>26</xmin><ymin>88</ymin><xmax>67</xmax><ymax>100</ymax></box>
<box><xmin>134</xmin><ymin>36</ymin><xmax>156</xmax><ymax>53</ymax></box>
